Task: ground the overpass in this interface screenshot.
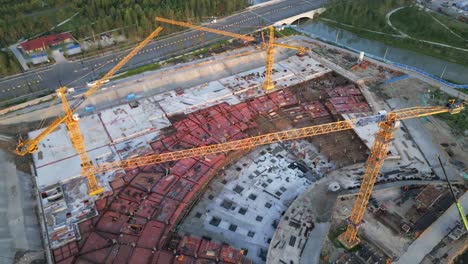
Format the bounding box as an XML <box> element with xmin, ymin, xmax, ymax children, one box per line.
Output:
<box><xmin>0</xmin><ymin>0</ymin><xmax>327</xmax><ymax>106</ymax></box>
<box><xmin>274</xmin><ymin>7</ymin><xmax>326</xmax><ymax>26</ymax></box>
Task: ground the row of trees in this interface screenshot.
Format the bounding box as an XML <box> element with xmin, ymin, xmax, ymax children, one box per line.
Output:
<box><xmin>0</xmin><ymin>0</ymin><xmax>250</xmax><ymax>46</ymax></box>
<box><xmin>0</xmin><ymin>0</ymin><xmax>249</xmax><ymax>76</ymax></box>
<box><xmin>0</xmin><ymin>51</ymin><xmax>21</xmax><ymax>76</ymax></box>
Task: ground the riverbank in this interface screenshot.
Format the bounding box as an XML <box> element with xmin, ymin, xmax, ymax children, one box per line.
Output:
<box><xmin>318</xmin><ymin>0</ymin><xmax>468</xmax><ymax>66</ymax></box>
<box><xmin>297</xmin><ymin>21</ymin><xmax>468</xmax><ymax>84</ymax></box>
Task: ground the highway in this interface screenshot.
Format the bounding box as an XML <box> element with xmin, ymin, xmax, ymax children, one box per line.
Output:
<box><xmin>0</xmin><ymin>0</ymin><xmax>326</xmax><ymax>103</ymax></box>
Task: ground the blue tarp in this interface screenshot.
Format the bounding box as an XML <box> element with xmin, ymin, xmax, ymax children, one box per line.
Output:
<box><xmin>30</xmin><ymin>53</ymin><xmax>47</xmax><ymax>58</ymax></box>
<box><xmin>127</xmin><ymin>93</ymin><xmax>136</xmax><ymax>100</ymax></box>
<box><xmin>383</xmin><ymin>74</ymin><xmax>409</xmax><ymax>84</ymax></box>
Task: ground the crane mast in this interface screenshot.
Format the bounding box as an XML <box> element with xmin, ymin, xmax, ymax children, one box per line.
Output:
<box><xmin>15</xmin><ymin>13</ymin><xmax>465</xmax><ymax>241</ymax></box>
<box><xmin>262</xmin><ymin>26</ymin><xmax>306</xmax><ymax>90</ymax></box>
<box><xmin>16</xmin><ymin>27</ymin><xmax>163</xmax><ymax>157</ymax></box>
<box><xmin>338</xmin><ymin>112</ymin><xmax>398</xmax><ymax>248</ymax></box>
<box><xmin>338</xmin><ymin>103</ymin><xmax>464</xmax><ymax>248</ymax></box>
<box><xmin>16</xmin><ymin>27</ymin><xmax>164</xmax><ymax>196</ymax></box>
<box><xmin>93</xmin><ymin>103</ymin><xmax>463</xmax><ymax>241</ymax></box>
<box><xmin>57</xmin><ymin>87</ymin><xmax>104</xmax><ymax>196</ymax></box>
<box><xmin>95</xmin><ymin>104</ymin><xmax>462</xmax><ymax>173</ymax></box>
<box><xmin>153</xmin><ymin>18</ymin><xmax>305</xmax><ymax>91</ymax></box>
<box><xmin>262</xmin><ymin>26</ymin><xmax>276</xmax><ymax>90</ymax></box>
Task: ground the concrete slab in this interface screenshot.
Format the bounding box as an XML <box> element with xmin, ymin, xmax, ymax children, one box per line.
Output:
<box><xmin>155</xmin><ymin>80</ymin><xmax>240</xmax><ymax>115</ymax></box>
<box><xmin>35</xmin><ymin>145</ymin><xmax>117</xmax><ymax>189</ymax></box>
<box><xmin>179</xmin><ymin>141</ymin><xmax>334</xmax><ymax>263</ymax></box>
<box><xmin>29</xmin><ymin>114</ymin><xmax>110</xmax><ymax>168</ymax></box>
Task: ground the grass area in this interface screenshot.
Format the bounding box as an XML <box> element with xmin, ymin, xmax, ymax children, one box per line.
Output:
<box><xmin>321</xmin><ymin>19</ymin><xmax>468</xmax><ymax>66</ymax></box>
<box><xmin>0</xmin><ymin>98</ymin><xmax>28</xmax><ymax>109</ymax></box>
<box><xmin>430</xmin><ymin>10</ymin><xmax>468</xmax><ymax>40</ymax></box>
<box><xmin>112</xmin><ymin>63</ymin><xmax>161</xmax><ymax>80</ymax></box>
<box><xmin>391</xmin><ymin>6</ymin><xmax>468</xmax><ymax>49</ymax></box>
<box><xmin>438</xmin><ymin>108</ymin><xmax>468</xmax><ymax>135</ymax></box>
<box><xmin>321</xmin><ymin>0</ymin><xmax>410</xmax><ymax>34</ymax></box>
<box><xmin>456</xmin><ymin>88</ymin><xmax>468</xmax><ymax>95</ymax></box>
<box><xmin>319</xmin><ymin>0</ymin><xmax>468</xmax><ymax>66</ymax></box>
<box><xmin>327</xmin><ymin>223</ymin><xmax>361</xmax><ymax>252</ymax></box>
<box><xmin>430</xmin><ymin>89</ymin><xmax>467</xmax><ymax>135</ymax></box>
<box><xmin>275</xmin><ymin>27</ymin><xmax>301</xmax><ymax>37</ymax></box>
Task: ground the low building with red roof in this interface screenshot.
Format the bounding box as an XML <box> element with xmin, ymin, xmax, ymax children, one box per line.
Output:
<box><xmin>20</xmin><ymin>33</ymin><xmax>73</xmax><ymax>54</ymax></box>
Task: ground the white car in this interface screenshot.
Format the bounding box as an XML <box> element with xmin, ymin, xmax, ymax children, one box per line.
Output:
<box><xmin>86</xmin><ymin>79</ymin><xmax>109</xmax><ymax>87</ymax></box>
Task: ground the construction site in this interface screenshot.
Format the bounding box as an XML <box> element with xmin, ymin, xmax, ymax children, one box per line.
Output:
<box><xmin>0</xmin><ymin>16</ymin><xmax>467</xmax><ymax>264</ymax></box>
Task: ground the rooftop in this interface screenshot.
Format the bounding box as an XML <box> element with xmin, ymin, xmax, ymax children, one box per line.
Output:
<box><xmin>20</xmin><ymin>32</ymin><xmax>73</xmax><ymax>52</ymax></box>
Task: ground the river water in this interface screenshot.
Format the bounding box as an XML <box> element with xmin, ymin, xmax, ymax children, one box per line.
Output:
<box><xmin>251</xmin><ymin>0</ymin><xmax>271</xmax><ymax>4</ymax></box>
<box><xmin>297</xmin><ymin>21</ymin><xmax>468</xmax><ymax>84</ymax></box>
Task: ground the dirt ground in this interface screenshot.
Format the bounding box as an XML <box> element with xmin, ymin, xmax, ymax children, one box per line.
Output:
<box><xmin>321</xmin><ymin>191</ymin><xmax>413</xmax><ymax>263</ymax></box>
<box><xmin>423</xmin><ymin>117</ymin><xmax>468</xmax><ymax>172</ymax></box>
<box><xmin>315</xmin><ymin>46</ymin><xmax>467</xmax><ymax>177</ymax></box>
<box><xmin>373</xmin><ymin>77</ymin><xmax>467</xmax><ymax>175</ymax></box>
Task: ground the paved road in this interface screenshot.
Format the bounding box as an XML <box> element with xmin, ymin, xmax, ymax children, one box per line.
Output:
<box><xmin>395</xmin><ymin>191</ymin><xmax>468</xmax><ymax>264</ymax></box>
<box><xmin>0</xmin><ymin>0</ymin><xmax>326</xmax><ymax>103</ymax></box>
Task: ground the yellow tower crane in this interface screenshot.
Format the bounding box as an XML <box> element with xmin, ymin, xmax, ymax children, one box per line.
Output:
<box><xmin>337</xmin><ymin>102</ymin><xmax>463</xmax><ymax>248</ymax></box>
<box><xmin>92</xmin><ymin>103</ymin><xmax>465</xmax><ymax>238</ymax></box>
<box><xmin>16</xmin><ymin>27</ymin><xmax>164</xmax><ymax>196</ymax></box>
<box><xmin>92</xmin><ymin>103</ymin><xmax>464</xmax><ymax>245</ymax></box>
<box><xmin>154</xmin><ymin>17</ymin><xmax>305</xmax><ymax>91</ymax></box>
<box><xmin>93</xmin><ymin>101</ymin><xmax>464</xmax><ymax>223</ymax></box>
<box><xmin>262</xmin><ymin>26</ymin><xmax>306</xmax><ymax>91</ymax></box>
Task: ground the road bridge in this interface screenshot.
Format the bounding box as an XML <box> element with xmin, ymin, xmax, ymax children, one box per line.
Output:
<box><xmin>274</xmin><ymin>7</ymin><xmax>326</xmax><ymax>26</ymax></box>
<box><xmin>0</xmin><ymin>0</ymin><xmax>326</xmax><ymax>105</ymax></box>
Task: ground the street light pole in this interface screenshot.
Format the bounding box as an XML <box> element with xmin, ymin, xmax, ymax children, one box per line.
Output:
<box><xmin>440</xmin><ymin>64</ymin><xmax>447</xmax><ymax>79</ymax></box>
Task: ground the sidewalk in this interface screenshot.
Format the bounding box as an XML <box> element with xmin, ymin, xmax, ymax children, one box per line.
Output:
<box><xmin>9</xmin><ymin>44</ymin><xmax>29</xmax><ymax>70</ymax></box>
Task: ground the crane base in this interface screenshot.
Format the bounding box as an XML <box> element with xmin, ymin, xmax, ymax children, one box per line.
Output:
<box><xmin>337</xmin><ymin>233</ymin><xmax>360</xmax><ymax>250</ymax></box>
<box><xmin>89</xmin><ymin>187</ymin><xmax>105</xmax><ymax>197</ymax></box>
<box><xmin>261</xmin><ymin>83</ymin><xmax>275</xmax><ymax>91</ymax></box>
